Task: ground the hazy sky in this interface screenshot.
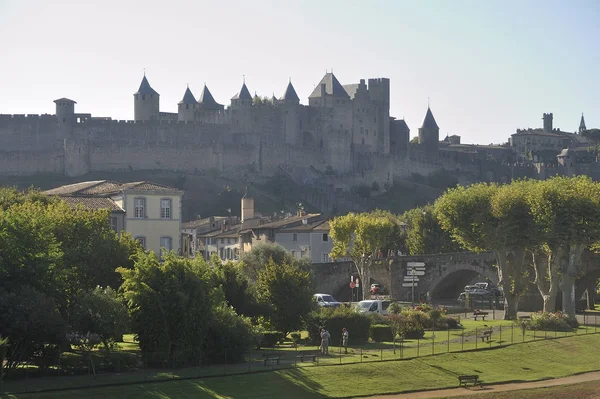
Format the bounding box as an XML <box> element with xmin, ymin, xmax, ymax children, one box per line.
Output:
<box><xmin>0</xmin><ymin>0</ymin><xmax>598</xmax><ymax>144</ymax></box>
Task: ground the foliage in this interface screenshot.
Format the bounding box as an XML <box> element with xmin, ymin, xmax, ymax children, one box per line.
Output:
<box><xmin>370</xmin><ymin>324</ymin><xmax>394</xmax><ymax>342</ymax></box>
<box><xmin>305</xmin><ymin>306</ymin><xmax>371</xmax><ymax>345</ymax></box>
<box><xmin>70</xmin><ymin>286</ymin><xmax>130</xmax><ymax>350</ymax></box>
<box><xmin>202</xmin><ymin>305</ymin><xmax>254</xmax><ymax>364</ymax></box>
<box><xmin>239</xmin><ymin>241</ymin><xmax>310</xmax><ymax>283</ymax></box>
<box><xmin>118</xmin><ymin>251</ymin><xmax>215</xmax><ymax>367</ymax></box>
<box><xmin>0</xmin><ymin>335</ymin><xmax>7</xmax><ymax>381</ymax></box>
<box><xmin>401</xmin><ymin>204</ymin><xmax>462</xmax><ymax>255</ymax></box>
<box><xmin>210</xmin><ymin>255</ymin><xmax>259</xmax><ymax>317</ymax></box>
<box><xmin>255</xmin><ymin>258</ymin><xmax>314</xmax><ymax>338</ymax></box>
<box><xmin>330</xmin><ymin>210</ymin><xmax>403</xmax><ymax>298</ymax></box>
<box><xmin>260</xmin><ymin>331</ymin><xmax>284</xmax><ymax>348</ymax></box>
<box><xmin>528</xmin><ymin>311</ymin><xmax>579</xmax><ymax>332</ymax></box>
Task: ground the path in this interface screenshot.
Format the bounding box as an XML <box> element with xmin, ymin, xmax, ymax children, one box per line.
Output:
<box><xmin>362</xmin><ymin>370</ymin><xmax>600</xmax><ymax>398</ymax></box>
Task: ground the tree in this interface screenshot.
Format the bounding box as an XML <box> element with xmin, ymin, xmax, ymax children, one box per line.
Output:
<box><xmin>118</xmin><ymin>251</ymin><xmax>215</xmax><ymax>367</ymax></box>
<box><xmin>435</xmin><ymin>181</ymin><xmax>537</xmax><ymax>319</ymax></box>
<box><xmin>255</xmin><ymin>258</ymin><xmax>314</xmax><ymax>338</ymax></box>
<box><xmin>401</xmin><ymin>204</ymin><xmax>462</xmax><ymax>255</ymax></box>
<box><xmin>330</xmin><ymin>210</ymin><xmax>402</xmax><ymax>299</ymax></box>
<box><xmin>239</xmin><ymin>241</ymin><xmax>310</xmax><ymax>283</ymax></box>
<box><xmin>210</xmin><ymin>255</ymin><xmax>259</xmax><ymax>317</ymax></box>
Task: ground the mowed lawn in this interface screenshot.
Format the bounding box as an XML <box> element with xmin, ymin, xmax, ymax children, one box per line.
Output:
<box><xmin>439</xmin><ymin>379</ymin><xmax>600</xmax><ymax>399</ymax></box>
<box><xmin>3</xmin><ymin>334</ymin><xmax>600</xmax><ymax>399</ymax></box>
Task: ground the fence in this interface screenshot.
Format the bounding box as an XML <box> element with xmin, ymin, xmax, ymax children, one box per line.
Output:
<box><xmin>1</xmin><ymin>314</ymin><xmax>599</xmax><ymax>395</ymax></box>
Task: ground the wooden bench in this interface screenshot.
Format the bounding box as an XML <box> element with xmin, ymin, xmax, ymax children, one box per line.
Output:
<box><xmin>263</xmin><ymin>357</ymin><xmax>281</xmax><ymax>366</ymax></box>
<box><xmin>478</xmin><ymin>329</ymin><xmax>493</xmax><ymax>342</ymax></box>
<box><xmin>458</xmin><ymin>374</ymin><xmax>483</xmax><ymax>387</ymax></box>
<box><xmin>296</xmin><ymin>354</ymin><xmax>317</xmax><ymax>362</ymax></box>
<box><xmin>473</xmin><ymin>311</ymin><xmax>489</xmax><ymax>321</ymax></box>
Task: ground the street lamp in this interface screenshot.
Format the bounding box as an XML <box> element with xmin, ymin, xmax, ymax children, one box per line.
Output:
<box><xmin>411</xmin><ymin>265</ymin><xmax>416</xmax><ymax>303</ymax></box>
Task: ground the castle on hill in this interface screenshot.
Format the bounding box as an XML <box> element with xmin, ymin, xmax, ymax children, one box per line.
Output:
<box><xmin>0</xmin><ymin>72</ymin><xmax>597</xmax><ymax>192</ymax></box>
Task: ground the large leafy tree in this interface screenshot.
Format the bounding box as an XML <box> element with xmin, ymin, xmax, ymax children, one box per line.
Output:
<box><xmin>330</xmin><ymin>210</ymin><xmax>402</xmax><ymax>299</ymax></box>
<box><xmin>255</xmin><ymin>258</ymin><xmax>314</xmax><ymax>338</ymax></box>
<box><xmin>435</xmin><ymin>181</ymin><xmax>537</xmax><ymax>319</ymax></box>
<box><xmin>239</xmin><ymin>241</ymin><xmax>310</xmax><ymax>283</ymax></box>
<box><xmin>210</xmin><ymin>255</ymin><xmax>260</xmax><ymax>317</ymax></box>
<box><xmin>401</xmin><ymin>204</ymin><xmax>462</xmax><ymax>255</ymax></box>
<box><xmin>118</xmin><ymin>251</ymin><xmax>215</xmax><ymax>367</ymax></box>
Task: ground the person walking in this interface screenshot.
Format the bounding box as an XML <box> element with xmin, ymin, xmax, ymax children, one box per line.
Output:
<box><xmin>342</xmin><ymin>327</ymin><xmax>349</xmax><ymax>354</ymax></box>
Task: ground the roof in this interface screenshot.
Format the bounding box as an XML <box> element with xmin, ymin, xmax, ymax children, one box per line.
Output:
<box><xmin>54</xmin><ymin>98</ymin><xmax>77</xmax><ymax>104</ymax></box>
<box><xmin>45</xmin><ymin>180</ymin><xmax>182</xmax><ymax>196</ymax></box>
<box><xmin>309</xmin><ymin>73</ymin><xmax>350</xmax><ymax>99</ymax></box>
<box><xmin>278</xmin><ymin>220</ymin><xmax>330</xmax><ymax>232</ymax></box>
<box><xmin>511</xmin><ymin>129</ymin><xmax>566</xmax><ymax>137</ymax></box>
<box><xmin>231</xmin><ymin>82</ymin><xmax>252</xmax><ymax>100</ymax></box>
<box><xmin>178</xmin><ymin>87</ymin><xmax>196</xmax><ymax>105</ymax></box>
<box><xmin>392</xmin><ymin>119</ymin><xmax>409</xmax><ymax>131</ymax></box>
<box><xmin>252</xmin><ymin>214</ymin><xmax>322</xmax><ymax>230</ymax></box>
<box><xmin>420</xmin><ymin>107</ymin><xmax>439</xmax><ymax>129</ymax></box>
<box><xmin>282</xmin><ymin>82</ymin><xmax>300</xmax><ymax>102</ymax></box>
<box><xmin>579</xmin><ymin>114</ymin><xmax>587</xmax><ymax>131</ymax></box>
<box><xmin>134</xmin><ymin>75</ymin><xmax>159</xmax><ymax>96</ymax></box>
<box><xmin>198</xmin><ymin>84</ymin><xmax>221</xmax><ymax>107</ymax></box>
<box><xmin>182</xmin><ymin>216</ymin><xmax>229</xmax><ymax>230</ymax></box>
<box><xmin>342</xmin><ymin>84</ymin><xmax>359</xmax><ymax>100</ymax></box>
<box><xmin>59</xmin><ymin>196</ymin><xmax>125</xmax><ymax>212</ymax></box>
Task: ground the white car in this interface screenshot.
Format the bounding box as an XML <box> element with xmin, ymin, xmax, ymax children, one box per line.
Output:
<box><xmin>356</xmin><ymin>300</ymin><xmax>393</xmax><ymax>315</ymax></box>
<box><xmin>313</xmin><ymin>294</ymin><xmax>342</xmax><ymax>308</ymax></box>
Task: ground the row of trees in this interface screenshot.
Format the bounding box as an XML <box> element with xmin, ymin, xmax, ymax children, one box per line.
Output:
<box><xmin>330</xmin><ymin>176</ymin><xmax>600</xmax><ymax>319</ymax></box>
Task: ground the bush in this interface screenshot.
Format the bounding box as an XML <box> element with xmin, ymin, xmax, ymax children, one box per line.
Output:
<box><xmin>260</xmin><ymin>331</ymin><xmax>283</xmax><ymax>348</ymax></box>
<box><xmin>529</xmin><ymin>312</ymin><xmax>579</xmax><ymax>332</ymax></box>
<box><xmin>202</xmin><ymin>305</ymin><xmax>254</xmax><ymax>364</ymax></box>
<box><xmin>305</xmin><ymin>307</ymin><xmax>371</xmax><ymax>345</ymax></box>
<box><xmin>290</xmin><ymin>332</ymin><xmax>301</xmax><ymax>343</ymax></box>
<box><xmin>370</xmin><ymin>324</ymin><xmax>394</xmax><ymax>342</ymax></box>
<box><xmin>445</xmin><ymin>316</ymin><xmax>460</xmax><ymax>329</ymax></box>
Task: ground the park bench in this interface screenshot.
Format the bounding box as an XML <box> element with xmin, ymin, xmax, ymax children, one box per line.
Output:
<box><xmin>477</xmin><ymin>329</ymin><xmax>493</xmax><ymax>342</ymax></box>
<box><xmin>473</xmin><ymin>310</ymin><xmax>489</xmax><ymax>321</ymax></box>
<box><xmin>458</xmin><ymin>374</ymin><xmax>483</xmax><ymax>387</ymax></box>
<box><xmin>295</xmin><ymin>353</ymin><xmax>317</xmax><ymax>362</ymax></box>
<box><xmin>263</xmin><ymin>356</ymin><xmax>281</xmax><ymax>366</ymax></box>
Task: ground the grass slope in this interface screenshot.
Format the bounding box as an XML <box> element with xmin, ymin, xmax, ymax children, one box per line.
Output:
<box><xmin>439</xmin><ymin>379</ymin><xmax>600</xmax><ymax>399</ymax></box>
<box><xmin>3</xmin><ymin>334</ymin><xmax>600</xmax><ymax>399</ymax></box>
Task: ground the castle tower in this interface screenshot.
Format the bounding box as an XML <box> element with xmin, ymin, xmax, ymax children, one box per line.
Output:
<box><xmin>579</xmin><ymin>113</ymin><xmax>587</xmax><ymax>133</ymax></box>
<box><xmin>367</xmin><ymin>78</ymin><xmax>391</xmax><ymax>154</ymax></box>
<box><xmin>196</xmin><ymin>84</ymin><xmax>224</xmax><ymax>123</ymax></box>
<box><xmin>418</xmin><ymin>107</ymin><xmax>440</xmax><ymax>149</ymax></box>
<box><xmin>178</xmin><ymin>86</ymin><xmax>197</xmax><ymax>122</ymax></box>
<box><xmin>230</xmin><ymin>80</ymin><xmax>253</xmax><ymax>132</ymax></box>
<box><xmin>308</xmin><ymin>72</ymin><xmax>350</xmax><ymax>108</ymax></box>
<box><xmin>230</xmin><ymin>80</ymin><xmax>252</xmax><ymax>108</ymax></box>
<box><xmin>134</xmin><ymin>74</ymin><xmax>160</xmax><ymax>121</ymax></box>
<box><xmin>54</xmin><ymin>98</ymin><xmax>76</xmax><ymax>124</ymax></box>
<box><xmin>281</xmin><ymin>80</ymin><xmax>302</xmax><ymax>145</ymax></box>
<box><xmin>543</xmin><ymin>113</ymin><xmax>553</xmax><ymax>132</ymax></box>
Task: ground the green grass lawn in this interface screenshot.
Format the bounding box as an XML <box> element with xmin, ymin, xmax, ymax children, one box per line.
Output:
<box><xmin>3</xmin><ymin>333</ymin><xmax>600</xmax><ymax>398</ymax></box>
<box><xmin>438</xmin><ymin>379</ymin><xmax>600</xmax><ymax>399</ymax></box>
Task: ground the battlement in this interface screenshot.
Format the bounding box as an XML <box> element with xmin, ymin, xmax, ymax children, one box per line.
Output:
<box><xmin>0</xmin><ymin>113</ymin><xmax>55</xmax><ymax>120</ymax></box>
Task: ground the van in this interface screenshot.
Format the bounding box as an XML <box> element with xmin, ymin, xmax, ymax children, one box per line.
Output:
<box><xmin>356</xmin><ymin>299</ymin><xmax>393</xmax><ymax>315</ymax></box>
<box><xmin>313</xmin><ymin>293</ymin><xmax>342</xmax><ymax>308</ymax></box>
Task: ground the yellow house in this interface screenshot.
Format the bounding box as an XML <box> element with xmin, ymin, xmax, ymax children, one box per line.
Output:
<box><xmin>45</xmin><ymin>180</ymin><xmax>184</xmax><ymax>255</ymax></box>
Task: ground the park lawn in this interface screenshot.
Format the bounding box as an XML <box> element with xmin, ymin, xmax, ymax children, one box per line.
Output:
<box><xmin>438</xmin><ymin>379</ymin><xmax>600</xmax><ymax>399</ymax></box>
<box><xmin>4</xmin><ymin>333</ymin><xmax>600</xmax><ymax>398</ymax></box>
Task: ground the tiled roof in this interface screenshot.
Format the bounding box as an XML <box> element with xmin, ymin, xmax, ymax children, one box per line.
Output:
<box><xmin>511</xmin><ymin>129</ymin><xmax>566</xmax><ymax>137</ymax></box>
<box><xmin>253</xmin><ymin>214</ymin><xmax>322</xmax><ymax>230</ymax></box>
<box><xmin>178</xmin><ymin>87</ymin><xmax>197</xmax><ymax>105</ymax></box>
<box><xmin>119</xmin><ymin>181</ymin><xmax>182</xmax><ymax>193</ymax></box>
<box><xmin>309</xmin><ymin>73</ymin><xmax>350</xmax><ymax>99</ymax></box>
<box><xmin>342</xmin><ymin>84</ymin><xmax>359</xmax><ymax>100</ymax></box>
<box><xmin>420</xmin><ymin>107</ymin><xmax>439</xmax><ymax>129</ymax></box>
<box><xmin>59</xmin><ymin>196</ymin><xmax>124</xmax><ymax>212</ymax></box>
<box><xmin>198</xmin><ymin>84</ymin><xmax>222</xmax><ymax>108</ymax></box>
<box><xmin>282</xmin><ymin>82</ymin><xmax>300</xmax><ymax>102</ymax></box>
<box><xmin>182</xmin><ymin>216</ymin><xmax>229</xmax><ymax>229</ymax></box>
<box><xmin>393</xmin><ymin>119</ymin><xmax>409</xmax><ymax>131</ymax></box>
<box><xmin>44</xmin><ymin>181</ymin><xmax>108</xmax><ymax>195</ymax></box>
<box><xmin>134</xmin><ymin>75</ymin><xmax>159</xmax><ymax>96</ymax></box>
<box><xmin>45</xmin><ymin>180</ymin><xmax>181</xmax><ymax>196</ymax></box>
<box><xmin>279</xmin><ymin>220</ymin><xmax>330</xmax><ymax>232</ymax></box>
<box><xmin>231</xmin><ymin>83</ymin><xmax>252</xmax><ymax>100</ymax></box>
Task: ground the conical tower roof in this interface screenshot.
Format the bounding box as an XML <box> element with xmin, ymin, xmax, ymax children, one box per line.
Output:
<box><xmin>178</xmin><ymin>86</ymin><xmax>196</xmax><ymax>105</ymax></box>
<box><xmin>231</xmin><ymin>82</ymin><xmax>252</xmax><ymax>100</ymax></box>
<box><xmin>309</xmin><ymin>72</ymin><xmax>349</xmax><ymax>98</ymax></box>
<box><xmin>579</xmin><ymin>113</ymin><xmax>587</xmax><ymax>132</ymax></box>
<box><xmin>134</xmin><ymin>75</ymin><xmax>159</xmax><ymax>96</ymax></box>
<box><xmin>198</xmin><ymin>84</ymin><xmax>218</xmax><ymax>105</ymax></box>
<box><xmin>282</xmin><ymin>81</ymin><xmax>300</xmax><ymax>102</ymax></box>
<box><xmin>420</xmin><ymin>107</ymin><xmax>439</xmax><ymax>129</ymax></box>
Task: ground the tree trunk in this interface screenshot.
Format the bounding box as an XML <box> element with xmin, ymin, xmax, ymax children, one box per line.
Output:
<box><xmin>531</xmin><ymin>249</ymin><xmax>562</xmax><ymax>313</ymax></box>
<box><xmin>496</xmin><ymin>249</ymin><xmax>528</xmax><ymax>320</ymax></box>
<box><xmin>561</xmin><ymin>273</ymin><xmax>576</xmax><ymax>318</ymax></box>
<box><xmin>503</xmin><ymin>291</ymin><xmax>520</xmax><ymax>320</ymax></box>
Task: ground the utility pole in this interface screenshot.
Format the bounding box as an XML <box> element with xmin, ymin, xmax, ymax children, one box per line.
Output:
<box><xmin>411</xmin><ymin>266</ymin><xmax>416</xmax><ymax>303</ymax></box>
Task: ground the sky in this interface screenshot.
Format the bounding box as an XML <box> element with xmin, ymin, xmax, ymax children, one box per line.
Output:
<box><xmin>0</xmin><ymin>0</ymin><xmax>598</xmax><ymax>145</ymax></box>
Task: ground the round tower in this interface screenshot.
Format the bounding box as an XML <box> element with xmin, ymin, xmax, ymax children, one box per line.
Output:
<box><xmin>54</xmin><ymin>98</ymin><xmax>76</xmax><ymax>124</ymax></box>
<box><xmin>134</xmin><ymin>74</ymin><xmax>160</xmax><ymax>121</ymax></box>
<box><xmin>178</xmin><ymin>86</ymin><xmax>197</xmax><ymax>122</ymax></box>
<box><xmin>281</xmin><ymin>80</ymin><xmax>301</xmax><ymax>145</ymax></box>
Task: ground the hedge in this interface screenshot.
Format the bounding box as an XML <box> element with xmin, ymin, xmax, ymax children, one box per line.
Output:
<box><xmin>305</xmin><ymin>307</ymin><xmax>371</xmax><ymax>345</ymax></box>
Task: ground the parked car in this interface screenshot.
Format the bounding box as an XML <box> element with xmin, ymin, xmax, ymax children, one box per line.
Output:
<box><xmin>458</xmin><ymin>289</ymin><xmax>493</xmax><ymax>301</ymax></box>
<box><xmin>475</xmin><ymin>282</ymin><xmax>503</xmax><ymax>297</ymax></box>
<box><xmin>356</xmin><ymin>299</ymin><xmax>393</xmax><ymax>315</ymax></box>
<box><xmin>313</xmin><ymin>293</ymin><xmax>342</xmax><ymax>308</ymax></box>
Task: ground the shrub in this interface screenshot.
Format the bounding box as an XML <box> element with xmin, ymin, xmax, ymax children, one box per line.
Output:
<box><xmin>529</xmin><ymin>311</ymin><xmax>579</xmax><ymax>332</ymax></box>
<box><xmin>305</xmin><ymin>307</ymin><xmax>371</xmax><ymax>345</ymax></box>
<box><xmin>370</xmin><ymin>324</ymin><xmax>394</xmax><ymax>342</ymax></box>
<box><xmin>202</xmin><ymin>305</ymin><xmax>254</xmax><ymax>364</ymax></box>
<box><xmin>261</xmin><ymin>331</ymin><xmax>283</xmax><ymax>348</ymax></box>
<box><xmin>290</xmin><ymin>332</ymin><xmax>301</xmax><ymax>344</ymax></box>
<box><xmin>445</xmin><ymin>316</ymin><xmax>460</xmax><ymax>329</ymax></box>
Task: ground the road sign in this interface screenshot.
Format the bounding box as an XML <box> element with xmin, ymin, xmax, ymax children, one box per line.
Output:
<box><xmin>402</xmin><ymin>283</ymin><xmax>418</xmax><ymax>287</ymax></box>
<box><xmin>350</xmin><ymin>282</ymin><xmax>356</xmax><ymax>289</ymax></box>
<box><xmin>407</xmin><ymin>262</ymin><xmax>425</xmax><ymax>267</ymax></box>
<box><xmin>407</xmin><ymin>270</ymin><xmax>425</xmax><ymax>276</ymax></box>
<box><xmin>403</xmin><ymin>276</ymin><xmax>419</xmax><ymax>282</ymax></box>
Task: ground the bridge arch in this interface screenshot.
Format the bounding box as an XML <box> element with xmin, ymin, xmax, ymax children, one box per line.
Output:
<box><xmin>428</xmin><ymin>264</ymin><xmax>497</xmax><ymax>300</ymax></box>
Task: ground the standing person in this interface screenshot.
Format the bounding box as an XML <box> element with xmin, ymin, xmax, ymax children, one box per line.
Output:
<box><xmin>320</xmin><ymin>328</ymin><xmax>330</xmax><ymax>355</ymax></box>
<box><xmin>342</xmin><ymin>327</ymin><xmax>349</xmax><ymax>354</ymax></box>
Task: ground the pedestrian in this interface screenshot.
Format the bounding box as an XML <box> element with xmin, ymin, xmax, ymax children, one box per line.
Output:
<box><xmin>342</xmin><ymin>327</ymin><xmax>349</xmax><ymax>354</ymax></box>
<box><xmin>320</xmin><ymin>328</ymin><xmax>330</xmax><ymax>355</ymax></box>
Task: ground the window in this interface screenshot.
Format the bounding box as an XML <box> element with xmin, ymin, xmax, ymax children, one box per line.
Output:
<box><xmin>322</xmin><ymin>253</ymin><xmax>331</xmax><ymax>263</ymax></box>
<box><xmin>160</xmin><ymin>199</ymin><xmax>172</xmax><ymax>219</ymax></box>
<box><xmin>293</xmin><ymin>233</ymin><xmax>298</xmax><ymax>242</ymax></box>
<box><xmin>221</xmin><ymin>238</ymin><xmax>225</xmax><ymax>244</ymax></box>
<box><xmin>228</xmin><ymin>238</ymin><xmax>232</xmax><ymax>244</ymax></box>
<box><xmin>160</xmin><ymin>236</ymin><xmax>172</xmax><ymax>252</ymax></box>
<box><xmin>134</xmin><ymin>197</ymin><xmax>146</xmax><ymax>218</ymax></box>
<box><xmin>291</xmin><ymin>251</ymin><xmax>296</xmax><ymax>258</ymax></box>
<box><xmin>110</xmin><ymin>216</ymin><xmax>118</xmax><ymax>232</ymax></box>
<box><xmin>322</xmin><ymin>233</ymin><xmax>328</xmax><ymax>242</ymax></box>
<box><xmin>135</xmin><ymin>236</ymin><xmax>146</xmax><ymax>249</ymax></box>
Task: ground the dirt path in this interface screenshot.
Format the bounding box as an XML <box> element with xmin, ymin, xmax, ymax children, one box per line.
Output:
<box><xmin>362</xmin><ymin>370</ymin><xmax>600</xmax><ymax>399</ymax></box>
